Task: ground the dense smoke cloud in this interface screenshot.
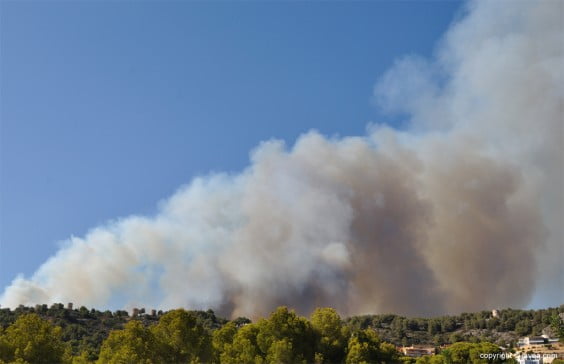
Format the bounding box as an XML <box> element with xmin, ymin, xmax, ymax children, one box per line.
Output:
<box><xmin>1</xmin><ymin>0</ymin><xmax>562</xmax><ymax>317</ymax></box>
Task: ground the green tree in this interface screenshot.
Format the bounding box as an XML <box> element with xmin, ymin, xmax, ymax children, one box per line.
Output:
<box><xmin>255</xmin><ymin>307</ymin><xmax>316</xmax><ymax>363</ymax></box>
<box><xmin>514</xmin><ymin>320</ymin><xmax>531</xmax><ymax>336</ymax></box>
<box><xmin>212</xmin><ymin>321</ymin><xmax>238</xmax><ymax>362</ymax></box>
<box><xmin>345</xmin><ymin>329</ymin><xmax>385</xmax><ymax>364</ymax></box>
<box><xmin>310</xmin><ymin>307</ymin><xmax>348</xmax><ymax>363</ymax></box>
<box><xmin>0</xmin><ymin>313</ymin><xmax>70</xmax><ymax>364</ymax></box>
<box><xmin>0</xmin><ymin>326</ymin><xmax>9</xmax><ymax>362</ymax></box>
<box><xmin>439</xmin><ymin>342</ymin><xmax>504</xmax><ymax>364</ymax></box>
<box><xmin>400</xmin><ymin>357</ymin><xmax>416</xmax><ymax>364</ymax></box>
<box><xmin>266</xmin><ymin>339</ymin><xmax>294</xmax><ymax>364</ymax></box>
<box><xmin>97</xmin><ymin>320</ymin><xmax>162</xmax><ymax>364</ymax></box>
<box><xmin>220</xmin><ymin>323</ymin><xmax>263</xmax><ymax>364</ymax></box>
<box><xmin>72</xmin><ymin>351</ymin><xmax>95</xmax><ymax>364</ymax></box>
<box><xmin>380</xmin><ymin>342</ymin><xmax>400</xmax><ymax>362</ymax></box>
<box><xmin>551</xmin><ymin>314</ymin><xmax>564</xmax><ymax>342</ymax></box>
<box><xmin>150</xmin><ymin>309</ymin><xmax>213</xmax><ymax>363</ymax></box>
<box><xmin>415</xmin><ymin>356</ymin><xmax>445</xmax><ymax>364</ymax></box>
<box><xmin>449</xmin><ymin>332</ymin><xmax>463</xmax><ymax>343</ymax></box>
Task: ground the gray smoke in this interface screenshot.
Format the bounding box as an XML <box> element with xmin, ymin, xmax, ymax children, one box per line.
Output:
<box><xmin>1</xmin><ymin>0</ymin><xmax>562</xmax><ymax>318</ymax></box>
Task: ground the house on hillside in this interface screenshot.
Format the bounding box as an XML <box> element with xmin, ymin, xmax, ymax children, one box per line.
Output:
<box><xmin>518</xmin><ymin>335</ymin><xmax>560</xmax><ymax>347</ymax></box>
<box><xmin>525</xmin><ymin>337</ymin><xmax>548</xmax><ymax>346</ymax></box>
<box><xmin>400</xmin><ymin>346</ymin><xmax>435</xmax><ymax>357</ymax></box>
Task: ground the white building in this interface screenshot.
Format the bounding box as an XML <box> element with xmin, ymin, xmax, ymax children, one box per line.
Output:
<box><xmin>516</xmin><ymin>354</ymin><xmax>542</xmax><ymax>364</ymax></box>
<box><xmin>518</xmin><ymin>335</ymin><xmax>560</xmax><ymax>347</ymax></box>
<box><xmin>400</xmin><ymin>346</ymin><xmax>435</xmax><ymax>357</ymax></box>
<box><xmin>519</xmin><ymin>337</ymin><xmax>549</xmax><ymax>346</ymax></box>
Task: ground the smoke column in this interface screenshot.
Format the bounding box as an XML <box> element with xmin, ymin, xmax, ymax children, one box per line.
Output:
<box><xmin>1</xmin><ymin>0</ymin><xmax>562</xmax><ymax>317</ymax></box>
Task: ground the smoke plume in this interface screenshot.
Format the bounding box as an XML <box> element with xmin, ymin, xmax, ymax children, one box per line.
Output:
<box><xmin>2</xmin><ymin>0</ymin><xmax>562</xmax><ymax>317</ymax></box>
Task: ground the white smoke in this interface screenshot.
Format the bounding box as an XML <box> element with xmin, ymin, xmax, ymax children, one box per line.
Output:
<box><xmin>2</xmin><ymin>0</ymin><xmax>562</xmax><ymax>317</ymax></box>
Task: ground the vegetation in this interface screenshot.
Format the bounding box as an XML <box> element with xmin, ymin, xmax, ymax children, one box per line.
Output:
<box><xmin>345</xmin><ymin>306</ymin><xmax>564</xmax><ymax>347</ymax></box>
<box><xmin>0</xmin><ymin>313</ymin><xmax>70</xmax><ymax>363</ymax></box>
<box><xmin>0</xmin><ymin>304</ymin><xmax>562</xmax><ymax>363</ymax></box>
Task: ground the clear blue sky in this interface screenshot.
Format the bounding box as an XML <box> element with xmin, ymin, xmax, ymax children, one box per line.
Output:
<box><xmin>0</xmin><ymin>1</ymin><xmax>462</xmax><ymax>293</ymax></box>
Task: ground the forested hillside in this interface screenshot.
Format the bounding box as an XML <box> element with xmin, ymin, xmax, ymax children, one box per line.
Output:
<box><xmin>0</xmin><ymin>304</ymin><xmax>562</xmax><ymax>363</ymax></box>
<box><xmin>346</xmin><ymin>306</ymin><xmax>564</xmax><ymax>347</ymax></box>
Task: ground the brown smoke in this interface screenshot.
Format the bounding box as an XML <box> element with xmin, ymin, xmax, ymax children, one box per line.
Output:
<box><xmin>1</xmin><ymin>0</ymin><xmax>562</xmax><ymax>317</ymax></box>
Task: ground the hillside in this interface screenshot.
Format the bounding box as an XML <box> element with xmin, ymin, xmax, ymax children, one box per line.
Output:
<box><xmin>346</xmin><ymin>306</ymin><xmax>564</xmax><ymax>347</ymax></box>
<box><xmin>0</xmin><ymin>303</ymin><xmax>562</xmax><ymax>361</ymax></box>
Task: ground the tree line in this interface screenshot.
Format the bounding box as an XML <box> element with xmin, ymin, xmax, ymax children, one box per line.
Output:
<box><xmin>0</xmin><ymin>304</ymin><xmax>562</xmax><ymax>364</ymax></box>
<box><xmin>346</xmin><ymin>306</ymin><xmax>564</xmax><ymax>347</ymax></box>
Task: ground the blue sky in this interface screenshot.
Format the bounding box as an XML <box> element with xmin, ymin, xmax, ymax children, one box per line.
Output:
<box><xmin>0</xmin><ymin>1</ymin><xmax>463</xmax><ymax>296</ymax></box>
